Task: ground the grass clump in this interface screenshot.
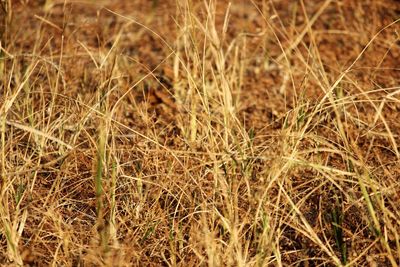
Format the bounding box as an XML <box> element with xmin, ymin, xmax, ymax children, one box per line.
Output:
<box><xmin>1</xmin><ymin>0</ymin><xmax>400</xmax><ymax>266</ymax></box>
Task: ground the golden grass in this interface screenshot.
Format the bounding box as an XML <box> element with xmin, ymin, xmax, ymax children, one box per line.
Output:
<box><xmin>1</xmin><ymin>0</ymin><xmax>400</xmax><ymax>266</ymax></box>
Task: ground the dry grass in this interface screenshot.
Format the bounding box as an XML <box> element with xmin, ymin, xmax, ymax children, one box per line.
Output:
<box><xmin>1</xmin><ymin>0</ymin><xmax>400</xmax><ymax>266</ymax></box>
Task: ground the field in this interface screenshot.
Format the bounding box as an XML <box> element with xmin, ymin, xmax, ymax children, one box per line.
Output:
<box><xmin>1</xmin><ymin>0</ymin><xmax>400</xmax><ymax>266</ymax></box>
